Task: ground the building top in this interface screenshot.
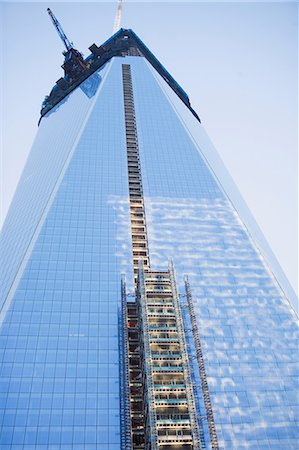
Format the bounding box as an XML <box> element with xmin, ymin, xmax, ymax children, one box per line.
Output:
<box><xmin>40</xmin><ymin>28</ymin><xmax>200</xmax><ymax>123</ymax></box>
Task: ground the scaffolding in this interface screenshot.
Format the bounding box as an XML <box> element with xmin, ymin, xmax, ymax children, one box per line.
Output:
<box><xmin>184</xmin><ymin>277</ymin><xmax>219</xmax><ymax>450</ymax></box>
<box><xmin>127</xmin><ymin>296</ymin><xmax>145</xmax><ymax>449</ymax></box>
<box><xmin>121</xmin><ymin>62</ymin><xmax>205</xmax><ymax>449</ymax></box>
<box><xmin>122</xmin><ymin>64</ymin><xmax>150</xmax><ymax>282</ymax></box>
<box><xmin>137</xmin><ymin>264</ymin><xmax>202</xmax><ymax>449</ymax></box>
<box><xmin>122</xmin><ymin>62</ymin><xmax>149</xmax><ymax>448</ymax></box>
<box><xmin>120</xmin><ymin>277</ymin><xmax>133</xmax><ymax>450</ymax></box>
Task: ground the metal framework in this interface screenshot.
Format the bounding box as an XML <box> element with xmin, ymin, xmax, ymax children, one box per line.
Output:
<box><xmin>120</xmin><ymin>62</ymin><xmax>207</xmax><ymax>449</ymax></box>
<box><xmin>120</xmin><ymin>277</ymin><xmax>133</xmax><ymax>450</ymax></box>
<box><xmin>122</xmin><ymin>64</ymin><xmax>150</xmax><ymax>281</ymax></box>
<box><xmin>46</xmin><ymin>8</ymin><xmax>87</xmax><ymax>81</ymax></box>
<box><xmin>47</xmin><ymin>8</ymin><xmax>73</xmax><ymax>51</ymax></box>
<box><xmin>122</xmin><ymin>62</ymin><xmax>149</xmax><ymax>449</ymax></box>
<box><xmin>184</xmin><ymin>277</ymin><xmax>219</xmax><ymax>450</ymax></box>
<box><xmin>137</xmin><ymin>264</ymin><xmax>202</xmax><ymax>449</ymax></box>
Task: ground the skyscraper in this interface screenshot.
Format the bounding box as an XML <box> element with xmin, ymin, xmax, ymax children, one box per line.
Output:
<box><xmin>0</xmin><ymin>24</ymin><xmax>298</xmax><ymax>450</ymax></box>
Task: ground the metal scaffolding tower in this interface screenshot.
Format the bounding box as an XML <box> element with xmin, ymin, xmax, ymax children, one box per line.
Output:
<box><xmin>184</xmin><ymin>277</ymin><xmax>219</xmax><ymax>450</ymax></box>
<box><xmin>135</xmin><ymin>263</ymin><xmax>202</xmax><ymax>449</ymax></box>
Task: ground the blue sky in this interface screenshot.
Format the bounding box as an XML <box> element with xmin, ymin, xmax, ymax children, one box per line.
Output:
<box><xmin>1</xmin><ymin>1</ymin><xmax>298</xmax><ymax>295</ymax></box>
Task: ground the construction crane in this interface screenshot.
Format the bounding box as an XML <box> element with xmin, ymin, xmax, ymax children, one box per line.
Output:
<box><xmin>47</xmin><ymin>8</ymin><xmax>73</xmax><ymax>52</ymax></box>
<box><xmin>47</xmin><ymin>8</ymin><xmax>87</xmax><ymax>80</ymax></box>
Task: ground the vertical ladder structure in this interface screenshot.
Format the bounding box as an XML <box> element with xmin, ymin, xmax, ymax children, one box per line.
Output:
<box><xmin>137</xmin><ymin>264</ymin><xmax>201</xmax><ymax>449</ymax></box>
<box><xmin>122</xmin><ymin>62</ymin><xmax>149</xmax><ymax>448</ymax></box>
<box><xmin>122</xmin><ymin>64</ymin><xmax>150</xmax><ymax>282</ymax></box>
<box><xmin>120</xmin><ymin>277</ymin><xmax>133</xmax><ymax>450</ymax></box>
<box><xmin>184</xmin><ymin>278</ymin><xmax>219</xmax><ymax>450</ymax></box>
<box><xmin>121</xmin><ymin>62</ymin><xmax>204</xmax><ymax>449</ymax></box>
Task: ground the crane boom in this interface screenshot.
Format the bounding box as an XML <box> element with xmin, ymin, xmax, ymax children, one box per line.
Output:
<box><xmin>47</xmin><ymin>8</ymin><xmax>73</xmax><ymax>51</ymax></box>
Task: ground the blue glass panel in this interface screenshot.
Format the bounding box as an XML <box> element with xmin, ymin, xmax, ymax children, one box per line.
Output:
<box><xmin>129</xmin><ymin>56</ymin><xmax>299</xmax><ymax>449</ymax></box>
<box><xmin>0</xmin><ymin>58</ymin><xmax>133</xmax><ymax>449</ymax></box>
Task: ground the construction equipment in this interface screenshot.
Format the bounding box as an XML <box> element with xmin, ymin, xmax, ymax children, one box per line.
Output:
<box><xmin>47</xmin><ymin>8</ymin><xmax>87</xmax><ymax>80</ymax></box>
<box><xmin>47</xmin><ymin>7</ymin><xmax>73</xmax><ymax>52</ymax></box>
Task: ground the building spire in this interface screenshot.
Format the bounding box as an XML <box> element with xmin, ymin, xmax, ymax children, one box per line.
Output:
<box><xmin>113</xmin><ymin>0</ymin><xmax>123</xmax><ymax>33</ymax></box>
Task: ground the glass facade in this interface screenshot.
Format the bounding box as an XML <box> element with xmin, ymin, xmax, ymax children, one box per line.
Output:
<box><xmin>130</xmin><ymin>56</ymin><xmax>298</xmax><ymax>449</ymax></box>
<box><xmin>0</xmin><ymin>60</ymin><xmax>132</xmax><ymax>449</ymax></box>
<box><xmin>1</xmin><ymin>49</ymin><xmax>298</xmax><ymax>450</ymax></box>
